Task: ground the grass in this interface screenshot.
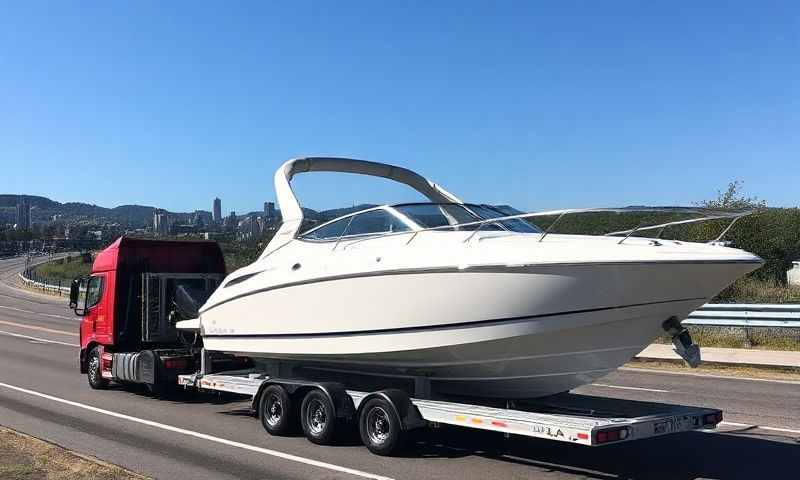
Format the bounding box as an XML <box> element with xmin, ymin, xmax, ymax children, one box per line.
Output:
<box><xmin>653</xmin><ymin>326</ymin><xmax>800</xmax><ymax>351</ymax></box>
<box><xmin>714</xmin><ymin>276</ymin><xmax>800</xmax><ymax>304</ymax></box>
<box><xmin>31</xmin><ymin>256</ymin><xmax>92</xmax><ymax>283</ymax></box>
<box><xmin>0</xmin><ymin>426</ymin><xmax>147</xmax><ymax>480</ymax></box>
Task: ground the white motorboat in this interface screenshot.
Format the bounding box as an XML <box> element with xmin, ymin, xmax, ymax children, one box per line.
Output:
<box><xmin>186</xmin><ymin>157</ymin><xmax>762</xmax><ymax>399</ymax></box>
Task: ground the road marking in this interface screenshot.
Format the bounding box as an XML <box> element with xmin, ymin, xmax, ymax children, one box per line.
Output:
<box><xmin>0</xmin><ymin>381</ymin><xmax>394</xmax><ymax>480</ymax></box>
<box><xmin>0</xmin><ymin>304</ymin><xmax>72</xmax><ymax>320</ymax></box>
<box><xmin>0</xmin><ymin>329</ymin><xmax>79</xmax><ymax>347</ymax></box>
<box><xmin>590</xmin><ymin>383</ymin><xmax>670</xmax><ymax>393</ymax></box>
<box><xmin>0</xmin><ymin>319</ymin><xmax>78</xmax><ymax>337</ymax></box>
<box><xmin>719</xmin><ymin>421</ymin><xmax>800</xmax><ymax>435</ymax></box>
<box><xmin>620</xmin><ymin>366</ymin><xmax>800</xmax><ymax>385</ymax></box>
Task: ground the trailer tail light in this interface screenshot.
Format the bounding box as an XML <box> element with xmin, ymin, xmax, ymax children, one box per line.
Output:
<box><xmin>703</xmin><ymin>412</ymin><xmax>723</xmax><ymax>425</ymax></box>
<box><xmin>596</xmin><ymin>426</ymin><xmax>630</xmax><ymax>444</ymax></box>
<box><xmin>164</xmin><ymin>358</ymin><xmax>188</xmax><ymax>370</ymax></box>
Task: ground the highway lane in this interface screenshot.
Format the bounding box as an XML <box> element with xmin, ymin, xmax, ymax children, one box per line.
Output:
<box><xmin>0</xmin><ymin>254</ymin><xmax>73</xmax><ymax>315</ymax></box>
<box><xmin>0</xmin><ymin>257</ymin><xmax>798</xmax><ymax>479</ymax></box>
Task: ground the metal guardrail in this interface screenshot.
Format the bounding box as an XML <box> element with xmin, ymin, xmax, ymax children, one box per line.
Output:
<box><xmin>685</xmin><ymin>304</ymin><xmax>800</xmax><ymax>328</ymax></box>
<box><xmin>18</xmin><ymin>272</ymin><xmax>72</xmax><ymax>296</ymax></box>
<box><xmin>18</xmin><ymin>253</ymin><xmax>82</xmax><ymax>297</ymax></box>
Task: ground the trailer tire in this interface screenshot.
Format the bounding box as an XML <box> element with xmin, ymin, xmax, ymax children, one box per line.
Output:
<box><xmin>87</xmin><ymin>346</ymin><xmax>109</xmax><ymax>390</ymax></box>
<box><xmin>300</xmin><ymin>389</ymin><xmax>337</xmax><ymax>445</ymax></box>
<box><xmin>259</xmin><ymin>385</ymin><xmax>295</xmax><ymax>435</ymax></box>
<box><xmin>359</xmin><ymin>397</ymin><xmax>405</xmax><ymax>456</ymax></box>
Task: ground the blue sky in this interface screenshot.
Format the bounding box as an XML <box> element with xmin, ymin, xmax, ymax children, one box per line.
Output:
<box><xmin>1</xmin><ymin>1</ymin><xmax>797</xmax><ymax>214</ymax></box>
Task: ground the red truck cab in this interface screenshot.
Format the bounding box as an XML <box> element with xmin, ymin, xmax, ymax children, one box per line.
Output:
<box><xmin>71</xmin><ymin>236</ymin><xmax>225</xmax><ymax>391</ymax></box>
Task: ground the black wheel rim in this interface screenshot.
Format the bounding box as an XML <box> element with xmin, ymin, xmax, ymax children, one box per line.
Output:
<box><xmin>306</xmin><ymin>398</ymin><xmax>327</xmax><ymax>435</ymax></box>
<box><xmin>89</xmin><ymin>355</ymin><xmax>100</xmax><ymax>381</ymax></box>
<box><xmin>265</xmin><ymin>393</ymin><xmax>283</xmax><ymax>427</ymax></box>
<box><xmin>366</xmin><ymin>406</ymin><xmax>391</xmax><ymax>445</ymax></box>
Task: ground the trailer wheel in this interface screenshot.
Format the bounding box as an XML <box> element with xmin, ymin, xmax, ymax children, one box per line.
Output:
<box><xmin>359</xmin><ymin>398</ymin><xmax>405</xmax><ymax>456</ymax></box>
<box><xmin>259</xmin><ymin>385</ymin><xmax>294</xmax><ymax>435</ymax></box>
<box><xmin>87</xmin><ymin>346</ymin><xmax>109</xmax><ymax>390</ymax></box>
<box><xmin>300</xmin><ymin>389</ymin><xmax>337</xmax><ymax>445</ymax></box>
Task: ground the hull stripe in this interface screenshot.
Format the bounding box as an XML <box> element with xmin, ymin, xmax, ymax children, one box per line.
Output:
<box><xmin>202</xmin><ymin>296</ymin><xmax>705</xmax><ymax>339</ymax></box>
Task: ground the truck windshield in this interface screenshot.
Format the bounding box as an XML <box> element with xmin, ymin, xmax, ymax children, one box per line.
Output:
<box><xmin>393</xmin><ymin>203</ymin><xmax>541</xmax><ymax>233</ymax></box>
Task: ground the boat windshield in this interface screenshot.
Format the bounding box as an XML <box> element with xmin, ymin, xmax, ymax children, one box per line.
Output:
<box><xmin>393</xmin><ymin>203</ymin><xmax>542</xmax><ymax>233</ymax></box>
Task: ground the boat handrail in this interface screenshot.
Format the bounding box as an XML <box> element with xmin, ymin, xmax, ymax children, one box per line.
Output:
<box><xmin>339</xmin><ymin>206</ymin><xmax>754</xmax><ymax>249</ymax></box>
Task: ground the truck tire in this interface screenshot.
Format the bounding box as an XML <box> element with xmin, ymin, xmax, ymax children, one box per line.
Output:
<box><xmin>300</xmin><ymin>389</ymin><xmax>337</xmax><ymax>445</ymax></box>
<box><xmin>359</xmin><ymin>397</ymin><xmax>405</xmax><ymax>456</ymax></box>
<box><xmin>259</xmin><ymin>385</ymin><xmax>295</xmax><ymax>435</ymax></box>
<box><xmin>87</xmin><ymin>346</ymin><xmax>109</xmax><ymax>390</ymax></box>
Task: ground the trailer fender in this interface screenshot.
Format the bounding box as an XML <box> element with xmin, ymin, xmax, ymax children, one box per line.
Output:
<box><xmin>357</xmin><ymin>389</ymin><xmax>426</xmax><ymax>431</ymax></box>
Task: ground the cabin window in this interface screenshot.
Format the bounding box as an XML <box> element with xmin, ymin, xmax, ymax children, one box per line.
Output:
<box><xmin>301</xmin><ymin>217</ymin><xmax>351</xmax><ymax>240</ymax></box>
<box><xmin>346</xmin><ymin>210</ymin><xmax>410</xmax><ymax>237</ymax></box>
<box><xmin>394</xmin><ymin>203</ymin><xmax>541</xmax><ymax>233</ymax></box>
<box><xmin>301</xmin><ymin>209</ymin><xmax>411</xmax><ymax>240</ymax></box>
<box><xmin>86</xmin><ymin>275</ymin><xmax>104</xmax><ymax>308</ymax></box>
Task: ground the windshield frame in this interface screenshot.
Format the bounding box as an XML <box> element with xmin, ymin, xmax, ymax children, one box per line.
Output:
<box><xmin>391</xmin><ymin>202</ymin><xmax>542</xmax><ymax>233</ymax></box>
<box><xmin>297</xmin><ymin>205</ymin><xmax>421</xmax><ymax>242</ymax></box>
<box><xmin>297</xmin><ymin>202</ymin><xmax>540</xmax><ymax>242</ymax></box>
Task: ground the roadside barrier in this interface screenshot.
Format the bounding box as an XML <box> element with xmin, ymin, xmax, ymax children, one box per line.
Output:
<box><xmin>18</xmin><ymin>272</ymin><xmax>71</xmax><ymax>296</ymax></box>
<box><xmin>686</xmin><ymin>304</ymin><xmax>800</xmax><ymax>328</ymax></box>
<box><xmin>18</xmin><ymin>253</ymin><xmax>81</xmax><ymax>297</ymax></box>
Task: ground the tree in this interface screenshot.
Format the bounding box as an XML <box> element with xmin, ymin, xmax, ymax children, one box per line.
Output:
<box><xmin>695</xmin><ymin>180</ymin><xmax>767</xmax><ymax>210</ymax></box>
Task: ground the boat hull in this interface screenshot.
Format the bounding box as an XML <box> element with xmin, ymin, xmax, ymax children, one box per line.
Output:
<box><xmin>199</xmin><ymin>261</ymin><xmax>756</xmax><ymax>398</ymax></box>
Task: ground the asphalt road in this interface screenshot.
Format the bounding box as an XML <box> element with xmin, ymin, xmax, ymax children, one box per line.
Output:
<box><xmin>0</xmin><ymin>256</ymin><xmax>798</xmax><ymax>479</ymax></box>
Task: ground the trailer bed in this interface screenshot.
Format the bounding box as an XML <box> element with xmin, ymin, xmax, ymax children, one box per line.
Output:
<box><xmin>179</xmin><ymin>372</ymin><xmax>721</xmax><ymax>446</ymax></box>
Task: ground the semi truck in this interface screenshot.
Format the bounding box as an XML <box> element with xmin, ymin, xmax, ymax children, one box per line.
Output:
<box><xmin>71</xmin><ymin>236</ymin><xmax>723</xmax><ymax>455</ymax></box>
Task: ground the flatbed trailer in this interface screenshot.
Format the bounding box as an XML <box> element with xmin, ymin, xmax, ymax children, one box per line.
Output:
<box><xmin>178</xmin><ymin>369</ymin><xmax>723</xmax><ymax>455</ymax></box>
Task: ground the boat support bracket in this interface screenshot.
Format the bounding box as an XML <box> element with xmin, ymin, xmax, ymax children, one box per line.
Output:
<box><xmin>662</xmin><ymin>316</ymin><xmax>701</xmax><ymax>368</ymax></box>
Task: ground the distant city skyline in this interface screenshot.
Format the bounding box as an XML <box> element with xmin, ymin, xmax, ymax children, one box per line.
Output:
<box><xmin>1</xmin><ymin>3</ymin><xmax>796</xmax><ymax>213</ymax></box>
<box><xmin>212</xmin><ymin>198</ymin><xmax>222</xmax><ymax>224</ymax></box>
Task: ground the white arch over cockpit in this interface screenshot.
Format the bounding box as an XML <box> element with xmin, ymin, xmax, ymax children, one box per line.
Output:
<box><xmin>261</xmin><ymin>157</ymin><xmax>463</xmax><ymax>257</ymax></box>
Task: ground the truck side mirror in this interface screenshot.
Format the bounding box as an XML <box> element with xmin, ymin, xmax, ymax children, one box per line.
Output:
<box><xmin>70</xmin><ymin>276</ymin><xmax>86</xmax><ymax>316</ymax></box>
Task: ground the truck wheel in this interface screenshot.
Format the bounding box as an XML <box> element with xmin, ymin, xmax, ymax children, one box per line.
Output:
<box><xmin>359</xmin><ymin>398</ymin><xmax>405</xmax><ymax>456</ymax></box>
<box><xmin>87</xmin><ymin>346</ymin><xmax>109</xmax><ymax>390</ymax></box>
<box><xmin>259</xmin><ymin>385</ymin><xmax>294</xmax><ymax>435</ymax></box>
<box><xmin>300</xmin><ymin>389</ymin><xmax>337</xmax><ymax>445</ymax></box>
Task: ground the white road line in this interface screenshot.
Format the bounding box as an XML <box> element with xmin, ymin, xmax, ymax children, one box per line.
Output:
<box><xmin>620</xmin><ymin>366</ymin><xmax>800</xmax><ymax>385</ymax></box>
<box><xmin>0</xmin><ymin>304</ymin><xmax>72</xmax><ymax>320</ymax></box>
<box><xmin>589</xmin><ymin>383</ymin><xmax>670</xmax><ymax>393</ymax></box>
<box><xmin>0</xmin><ymin>381</ymin><xmax>393</xmax><ymax>480</ymax></box>
<box><xmin>0</xmin><ymin>319</ymin><xmax>78</xmax><ymax>337</ymax></box>
<box><xmin>0</xmin><ymin>329</ymin><xmax>79</xmax><ymax>347</ymax></box>
<box><xmin>719</xmin><ymin>421</ymin><xmax>800</xmax><ymax>435</ymax></box>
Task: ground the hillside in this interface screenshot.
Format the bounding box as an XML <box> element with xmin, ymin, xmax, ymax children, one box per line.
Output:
<box><xmin>0</xmin><ymin>194</ymin><xmax>185</xmax><ymax>227</ymax></box>
<box><xmin>0</xmin><ymin>194</ymin><xmax>358</xmax><ymax>227</ymax></box>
